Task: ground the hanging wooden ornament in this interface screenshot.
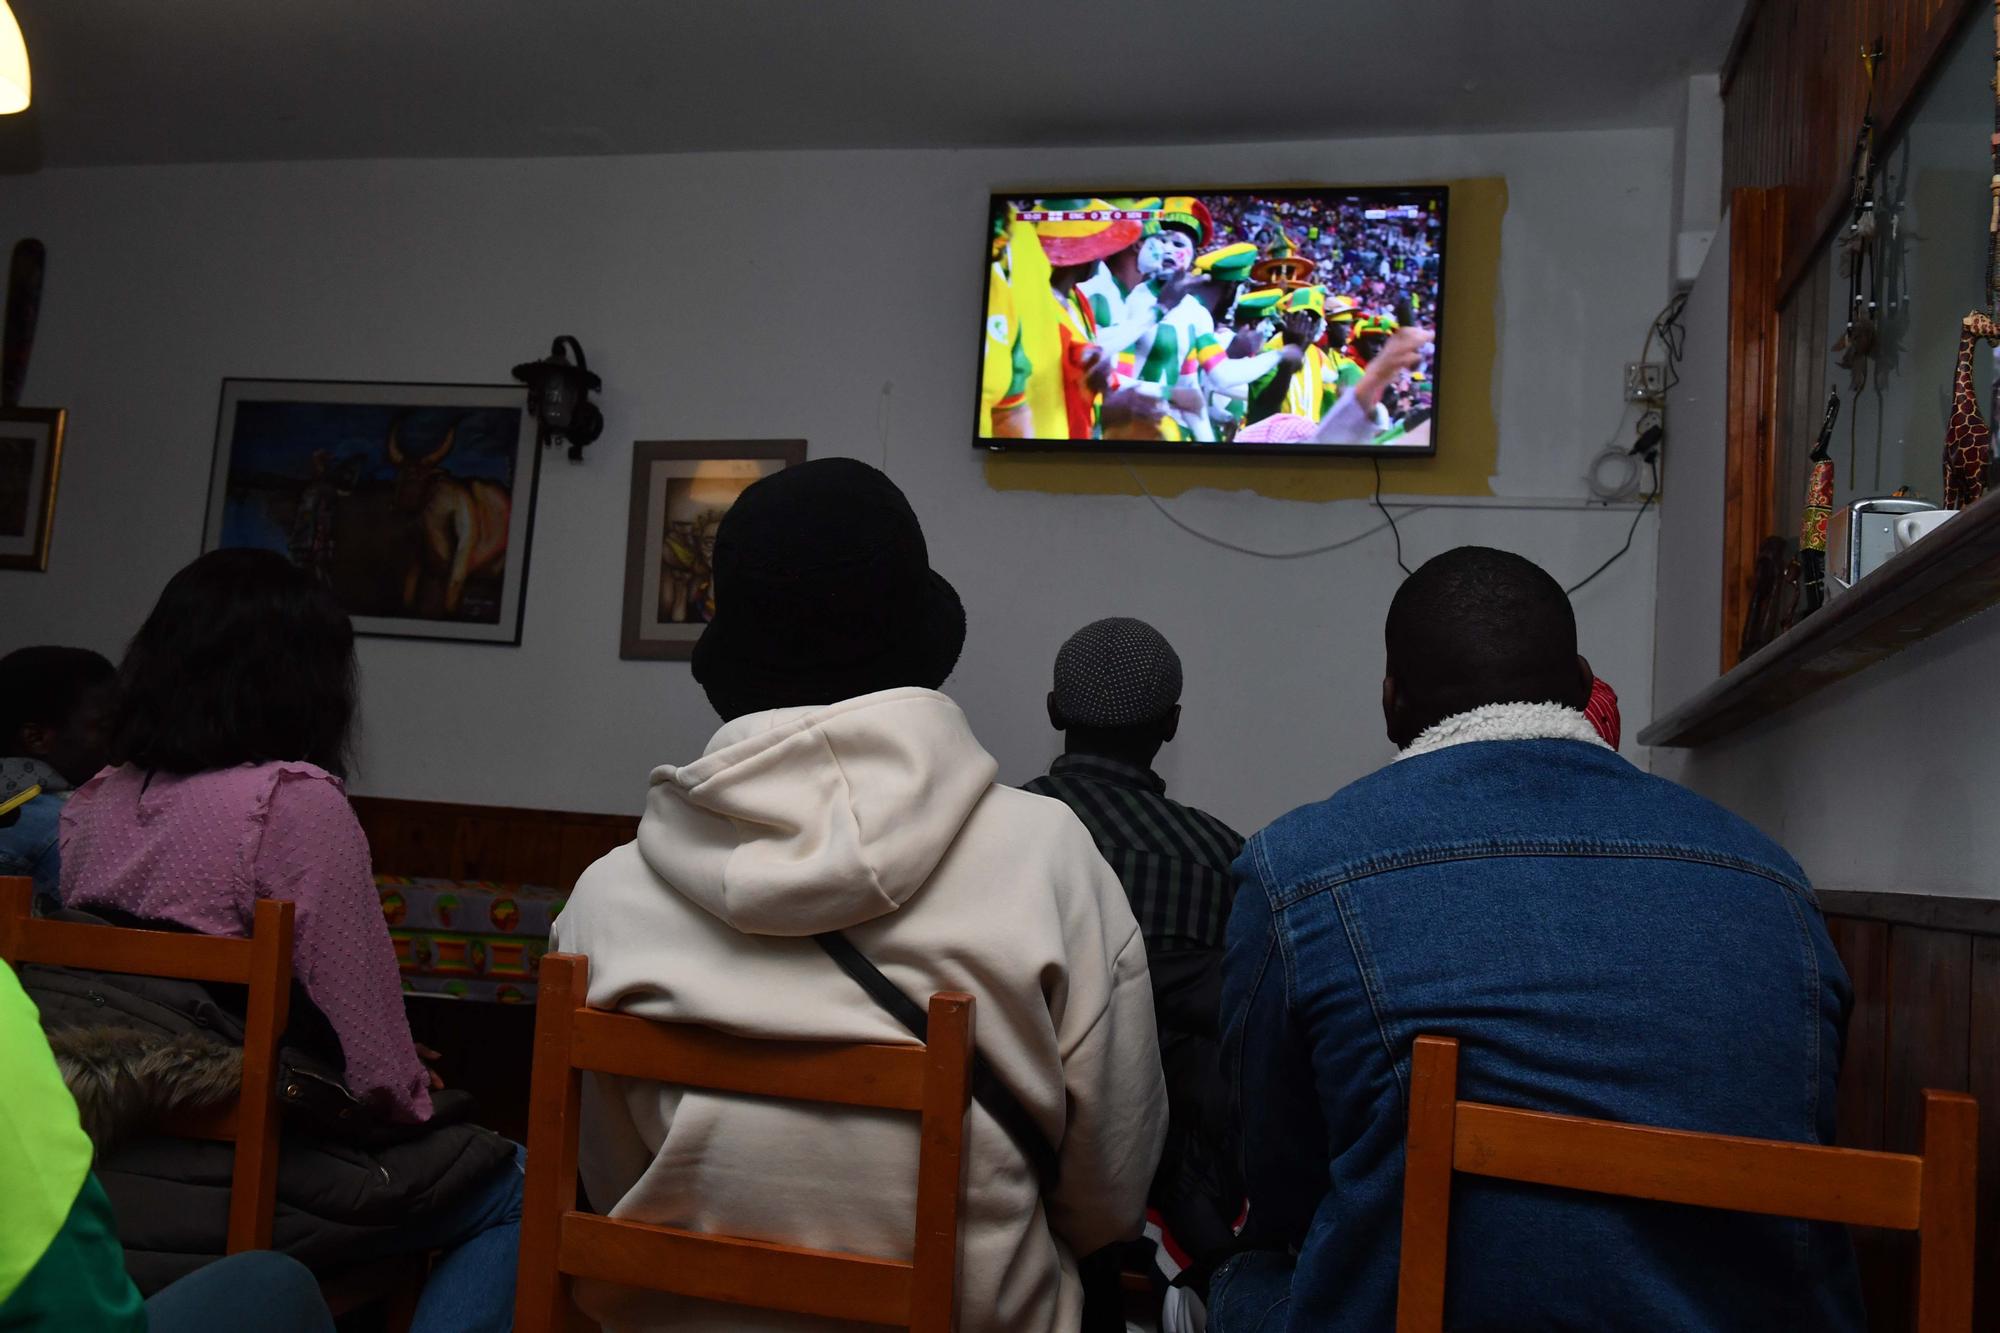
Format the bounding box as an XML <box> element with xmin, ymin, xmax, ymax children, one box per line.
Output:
<box><xmin>1943</xmin><ymin>1</ymin><xmax>2000</xmax><ymax>509</ymax></box>
<box><xmin>1834</xmin><ymin>45</ymin><xmax>1884</xmax><ymax>392</ymax></box>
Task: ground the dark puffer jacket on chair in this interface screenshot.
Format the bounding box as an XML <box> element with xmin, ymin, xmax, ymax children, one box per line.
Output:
<box><xmin>22</xmin><ymin>957</ymin><xmax>514</xmax><ymax>1294</ymax></box>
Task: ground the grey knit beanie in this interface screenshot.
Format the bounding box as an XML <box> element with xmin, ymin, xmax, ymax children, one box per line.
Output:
<box><xmin>1051</xmin><ymin>618</ymin><xmax>1183</xmax><ymax>727</ymax></box>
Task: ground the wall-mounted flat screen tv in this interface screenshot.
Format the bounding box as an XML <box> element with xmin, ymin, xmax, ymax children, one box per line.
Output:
<box><xmin>976</xmin><ymin>187</ymin><xmax>1446</xmax><ymax>456</ymax></box>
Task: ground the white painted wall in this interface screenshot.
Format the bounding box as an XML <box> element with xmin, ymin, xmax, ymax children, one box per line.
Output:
<box><xmin>1651</xmin><ymin>207</ymin><xmax>1729</xmax><ymax>713</ymax></box>
<box><xmin>0</xmin><ymin>129</ymin><xmax>1672</xmax><ymax>833</ymax></box>
<box><xmin>1651</xmin><ymin>229</ymin><xmax>2000</xmax><ymax>900</ymax></box>
<box><xmin>1670</xmin><ymin>73</ymin><xmax>1722</xmax><ymax>287</ymax></box>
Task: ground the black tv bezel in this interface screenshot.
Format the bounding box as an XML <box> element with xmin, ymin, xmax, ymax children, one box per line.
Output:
<box><xmin>972</xmin><ymin>184</ymin><xmax>1449</xmax><ymax>459</ymax></box>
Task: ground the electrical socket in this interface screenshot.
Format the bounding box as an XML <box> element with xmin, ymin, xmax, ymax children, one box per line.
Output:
<box><xmin>1625</xmin><ymin>362</ymin><xmax>1666</xmax><ymax>401</ymax></box>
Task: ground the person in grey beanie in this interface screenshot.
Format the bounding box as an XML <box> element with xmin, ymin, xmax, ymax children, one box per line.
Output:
<box><xmin>1025</xmin><ymin>617</ymin><xmax>1244</xmax><ymax>1326</ymax></box>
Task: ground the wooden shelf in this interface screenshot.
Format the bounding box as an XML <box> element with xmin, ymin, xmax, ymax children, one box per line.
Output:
<box><xmin>1641</xmin><ymin>489</ymin><xmax>2000</xmax><ymax>748</ymax></box>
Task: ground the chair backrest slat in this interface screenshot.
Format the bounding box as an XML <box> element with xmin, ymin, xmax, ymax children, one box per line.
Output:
<box><xmin>908</xmin><ymin>992</ymin><xmax>974</xmax><ymax>1332</ymax></box>
<box><xmin>4</xmin><ymin>913</ymin><xmax>258</xmax><ymax>983</ymax></box>
<box><xmin>515</xmin><ymin>951</ymin><xmax>974</xmax><ymax>1333</ymax></box>
<box><xmin>1395</xmin><ymin>1034</ymin><xmax>1980</xmax><ymax>1333</ymax></box>
<box><xmin>0</xmin><ymin>876</ymin><xmax>294</xmax><ymax>1253</ymax></box>
<box><xmin>569</xmin><ymin>1007</ymin><xmax>930</xmax><ymax>1110</ymax></box>
<box><xmin>1917</xmin><ymin>1089</ymin><xmax>1979</xmax><ymax>1332</ymax></box>
<box><xmin>557</xmin><ymin>1213</ymin><xmax>915</xmax><ymax>1326</ymax></box>
<box><xmin>1453</xmin><ymin>1101</ymin><xmax>1924</xmax><ymax>1228</ymax></box>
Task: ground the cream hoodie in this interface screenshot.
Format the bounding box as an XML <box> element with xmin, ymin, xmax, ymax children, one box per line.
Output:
<box><xmin>550</xmin><ymin>687</ymin><xmax>1167</xmax><ymax>1333</ymax></box>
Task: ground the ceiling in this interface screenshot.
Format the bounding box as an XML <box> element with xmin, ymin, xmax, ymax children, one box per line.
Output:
<box><xmin>1</xmin><ymin>0</ymin><xmax>1746</xmax><ymax>169</ymax></box>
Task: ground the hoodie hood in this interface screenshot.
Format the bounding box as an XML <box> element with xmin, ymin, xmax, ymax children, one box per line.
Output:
<box><xmin>637</xmin><ymin>687</ymin><xmax>1001</xmax><ymax>936</ymax></box>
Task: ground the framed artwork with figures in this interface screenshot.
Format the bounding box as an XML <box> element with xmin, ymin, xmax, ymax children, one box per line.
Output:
<box><xmin>621</xmin><ymin>439</ymin><xmax>806</xmax><ymax>660</ymax></box>
<box><xmin>0</xmin><ymin>407</ymin><xmax>65</xmax><ymax>572</ymax></box>
<box><xmin>203</xmin><ymin>379</ymin><xmax>540</xmax><ymax>645</ymax></box>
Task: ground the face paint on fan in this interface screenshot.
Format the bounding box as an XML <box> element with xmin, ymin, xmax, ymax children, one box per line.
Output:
<box><xmin>1138</xmin><ymin>232</ymin><xmax>1195</xmax><ymax>279</ymax></box>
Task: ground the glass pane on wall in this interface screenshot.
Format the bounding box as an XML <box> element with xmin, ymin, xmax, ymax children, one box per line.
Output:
<box><xmin>1783</xmin><ymin>15</ymin><xmax>1998</xmax><ymax>524</ymax></box>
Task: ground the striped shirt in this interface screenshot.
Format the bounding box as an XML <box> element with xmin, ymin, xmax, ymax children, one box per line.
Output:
<box><xmin>1024</xmin><ymin>753</ymin><xmax>1243</xmax><ymax>951</ymax></box>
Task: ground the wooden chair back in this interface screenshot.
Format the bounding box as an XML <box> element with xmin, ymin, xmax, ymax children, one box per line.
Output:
<box><xmin>515</xmin><ymin>952</ymin><xmax>975</xmax><ymax>1333</ymax></box>
<box><xmin>0</xmin><ymin>875</ymin><xmax>294</xmax><ymax>1253</ymax></box>
<box><xmin>1395</xmin><ymin>1034</ymin><xmax>1979</xmax><ymax>1332</ymax></box>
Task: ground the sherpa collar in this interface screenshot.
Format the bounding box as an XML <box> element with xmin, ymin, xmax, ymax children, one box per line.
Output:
<box><xmin>1396</xmin><ymin>701</ymin><xmax>1610</xmax><ymax>762</ymax></box>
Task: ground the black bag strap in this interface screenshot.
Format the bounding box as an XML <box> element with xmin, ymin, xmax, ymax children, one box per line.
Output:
<box><xmin>813</xmin><ymin>930</ymin><xmax>1061</xmax><ymax>1191</ymax></box>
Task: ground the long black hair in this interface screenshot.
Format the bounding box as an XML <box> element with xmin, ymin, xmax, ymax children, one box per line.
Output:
<box><xmin>111</xmin><ymin>548</ymin><xmax>358</xmax><ymax>776</ymax></box>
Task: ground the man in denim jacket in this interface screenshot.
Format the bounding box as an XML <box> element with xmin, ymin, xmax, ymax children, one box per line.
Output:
<box><xmin>1208</xmin><ymin>547</ymin><xmax>1862</xmax><ymax>1332</ymax></box>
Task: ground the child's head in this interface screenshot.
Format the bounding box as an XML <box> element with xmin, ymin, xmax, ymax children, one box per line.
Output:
<box><xmin>0</xmin><ymin>646</ymin><xmax>118</xmax><ymax>786</ymax></box>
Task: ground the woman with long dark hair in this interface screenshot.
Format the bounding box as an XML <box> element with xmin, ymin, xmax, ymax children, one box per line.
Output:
<box><xmin>63</xmin><ymin>548</ymin><xmax>423</xmax><ymax>1116</ymax></box>
<box><xmin>55</xmin><ymin>548</ymin><xmax>521</xmax><ymax>1332</ymax></box>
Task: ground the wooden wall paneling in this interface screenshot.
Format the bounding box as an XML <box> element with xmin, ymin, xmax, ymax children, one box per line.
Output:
<box><xmin>1830</xmin><ymin>916</ymin><xmax>1892</xmax><ymax>1150</ymax></box>
<box><xmin>1829</xmin><ymin>914</ymin><xmax>1908</xmax><ymax>1332</ymax></box>
<box><xmin>353</xmin><ymin>799</ymin><xmax>459</xmax><ymax>879</ymax></box>
<box><xmin>452</xmin><ymin>813</ymin><xmax>516</xmax><ymax>881</ymax></box>
<box><xmin>1725</xmin><ymin>0</ymin><xmax>1989</xmax><ymax>297</ymax></box>
<box><xmin>503</xmin><ymin>819</ymin><xmax>570</xmax><ymax>891</ymax></box>
<box><xmin>1820</xmin><ymin>898</ymin><xmax>1996</xmax><ymax>1333</ymax></box>
<box><xmin>558</xmin><ymin>822</ymin><xmax>635</xmax><ymax>889</ymax></box>
<box><xmin>1878</xmin><ymin>916</ymin><xmax>1972</xmax><ymax>1333</ymax></box>
<box><xmin>1884</xmin><ymin>924</ymin><xmax>1974</xmax><ymax>1155</ymax></box>
<box><xmin>1971</xmin><ymin>937</ymin><xmax>2000</xmax><ymax>1328</ymax></box>
<box><xmin>1722</xmin><ymin>189</ymin><xmax>1785</xmax><ymax>668</ymax></box>
<box><xmin>351</xmin><ymin>795</ymin><xmax>637</xmax><ymax>889</ymax></box>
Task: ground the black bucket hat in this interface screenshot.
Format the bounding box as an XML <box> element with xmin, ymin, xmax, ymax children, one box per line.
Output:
<box><xmin>691</xmin><ymin>458</ymin><xmax>966</xmax><ymax>721</ymax></box>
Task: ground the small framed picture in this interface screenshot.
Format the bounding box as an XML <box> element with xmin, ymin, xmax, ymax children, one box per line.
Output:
<box><xmin>0</xmin><ymin>406</ymin><xmax>66</xmax><ymax>572</ymax></box>
<box><xmin>621</xmin><ymin>440</ymin><xmax>807</xmax><ymax>660</ymax></box>
<box><xmin>204</xmin><ymin>379</ymin><xmax>541</xmax><ymax>645</ymax></box>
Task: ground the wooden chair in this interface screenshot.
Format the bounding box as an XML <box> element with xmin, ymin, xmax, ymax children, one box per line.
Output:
<box><xmin>0</xmin><ymin>875</ymin><xmax>292</xmax><ymax>1253</ymax></box>
<box><xmin>516</xmin><ymin>952</ymin><xmax>975</xmax><ymax>1333</ymax></box>
<box><xmin>1395</xmin><ymin>1034</ymin><xmax>1980</xmax><ymax>1333</ymax></box>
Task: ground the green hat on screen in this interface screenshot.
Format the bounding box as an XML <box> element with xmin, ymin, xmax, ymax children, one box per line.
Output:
<box><xmin>1234</xmin><ymin>288</ymin><xmax>1284</xmax><ymax>319</ymax></box>
<box><xmin>1195</xmin><ymin>242</ymin><xmax>1259</xmax><ymax>284</ymax></box>
<box><xmin>1281</xmin><ymin>286</ymin><xmax>1327</xmax><ymax>317</ymax></box>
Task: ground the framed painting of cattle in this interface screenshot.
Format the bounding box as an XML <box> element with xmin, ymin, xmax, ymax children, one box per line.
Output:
<box><xmin>620</xmin><ymin>439</ymin><xmax>806</xmax><ymax>660</ymax></box>
<box><xmin>203</xmin><ymin>379</ymin><xmax>540</xmax><ymax>645</ymax></box>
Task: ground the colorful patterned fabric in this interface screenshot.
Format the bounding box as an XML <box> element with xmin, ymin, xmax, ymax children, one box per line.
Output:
<box><xmin>1585</xmin><ymin>678</ymin><xmax>1622</xmax><ymax>750</ymax></box>
<box><xmin>376</xmin><ymin>875</ymin><xmax>566</xmax><ymax>1003</ymax></box>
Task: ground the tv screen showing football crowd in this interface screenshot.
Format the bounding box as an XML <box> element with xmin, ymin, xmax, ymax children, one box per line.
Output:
<box><xmin>977</xmin><ymin>189</ymin><xmax>1445</xmax><ymax>454</ymax></box>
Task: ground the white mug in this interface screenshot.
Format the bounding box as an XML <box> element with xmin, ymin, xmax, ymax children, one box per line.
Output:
<box><xmin>1894</xmin><ymin>509</ymin><xmax>1957</xmax><ymax>551</ymax></box>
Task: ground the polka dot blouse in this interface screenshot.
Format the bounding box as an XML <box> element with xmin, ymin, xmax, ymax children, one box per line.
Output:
<box><xmin>59</xmin><ymin>761</ymin><xmax>433</xmax><ymax>1124</ymax></box>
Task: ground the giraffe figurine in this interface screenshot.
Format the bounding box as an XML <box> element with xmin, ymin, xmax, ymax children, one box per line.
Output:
<box><xmin>1945</xmin><ymin>1</ymin><xmax>2000</xmax><ymax>509</ymax></box>
<box><xmin>1944</xmin><ymin>312</ymin><xmax>2000</xmax><ymax>509</ymax></box>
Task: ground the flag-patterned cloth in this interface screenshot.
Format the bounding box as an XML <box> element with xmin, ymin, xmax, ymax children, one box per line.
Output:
<box><xmin>1586</xmin><ymin>677</ymin><xmax>1621</xmax><ymax>750</ymax></box>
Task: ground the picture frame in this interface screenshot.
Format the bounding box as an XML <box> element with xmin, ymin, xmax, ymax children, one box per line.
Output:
<box><xmin>621</xmin><ymin>440</ymin><xmax>807</xmax><ymax>661</ymax></box>
<box><xmin>0</xmin><ymin>406</ymin><xmax>66</xmax><ymax>572</ymax></box>
<box><xmin>203</xmin><ymin>378</ymin><xmax>541</xmax><ymax>645</ymax></box>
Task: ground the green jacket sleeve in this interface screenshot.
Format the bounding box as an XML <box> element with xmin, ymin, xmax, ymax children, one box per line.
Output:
<box><xmin>0</xmin><ymin>1174</ymin><xmax>146</xmax><ymax>1332</ymax></box>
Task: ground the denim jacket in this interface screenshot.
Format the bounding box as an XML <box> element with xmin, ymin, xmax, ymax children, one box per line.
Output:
<box><xmin>1209</xmin><ymin>705</ymin><xmax>1863</xmax><ymax>1332</ymax></box>
<box><xmin>0</xmin><ymin>758</ymin><xmax>68</xmax><ymax>913</ymax></box>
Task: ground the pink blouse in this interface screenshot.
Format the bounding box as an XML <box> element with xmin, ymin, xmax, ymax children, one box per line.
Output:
<box><xmin>59</xmin><ymin>761</ymin><xmax>433</xmax><ymax>1124</ymax></box>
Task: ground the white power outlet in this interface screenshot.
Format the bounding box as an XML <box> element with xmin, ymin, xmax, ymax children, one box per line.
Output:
<box><xmin>1625</xmin><ymin>362</ymin><xmax>1666</xmax><ymax>401</ymax></box>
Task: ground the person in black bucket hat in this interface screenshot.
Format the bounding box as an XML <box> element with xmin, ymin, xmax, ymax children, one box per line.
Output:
<box><xmin>553</xmin><ymin>456</ymin><xmax>1166</xmax><ymax>1333</ymax></box>
<box><xmin>692</xmin><ymin>457</ymin><xmax>967</xmax><ymax>721</ymax></box>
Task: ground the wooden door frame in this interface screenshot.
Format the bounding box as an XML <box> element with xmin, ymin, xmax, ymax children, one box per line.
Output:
<box><xmin>1721</xmin><ymin>187</ymin><xmax>1786</xmax><ymax>670</ymax></box>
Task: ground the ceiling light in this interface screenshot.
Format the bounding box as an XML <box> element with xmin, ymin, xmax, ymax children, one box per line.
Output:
<box><xmin>0</xmin><ymin>2</ymin><xmax>27</xmax><ymax>115</ymax></box>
